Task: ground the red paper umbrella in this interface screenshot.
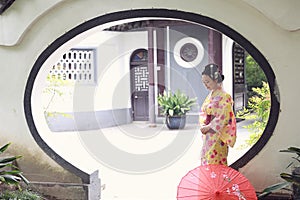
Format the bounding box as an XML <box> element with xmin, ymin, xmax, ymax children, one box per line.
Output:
<box><xmin>177</xmin><ymin>164</ymin><xmax>257</xmax><ymax>200</ymax></box>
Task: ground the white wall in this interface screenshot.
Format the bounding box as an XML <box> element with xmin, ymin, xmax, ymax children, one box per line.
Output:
<box><xmin>93</xmin><ymin>31</ymin><xmax>148</xmax><ymax>110</ymax></box>
<box><xmin>38</xmin><ymin>30</ymin><xmax>148</xmax><ymax>113</ymax></box>
<box><xmin>0</xmin><ymin>0</ymin><xmax>299</xmax><ymax>195</ymax></box>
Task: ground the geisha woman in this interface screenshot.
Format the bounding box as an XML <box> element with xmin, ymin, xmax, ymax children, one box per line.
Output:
<box><xmin>199</xmin><ymin>64</ymin><xmax>237</xmax><ymax>166</ymax></box>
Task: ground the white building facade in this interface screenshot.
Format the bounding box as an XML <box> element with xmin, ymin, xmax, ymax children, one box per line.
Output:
<box><xmin>0</xmin><ymin>0</ymin><xmax>299</xmax><ymax>199</ymax></box>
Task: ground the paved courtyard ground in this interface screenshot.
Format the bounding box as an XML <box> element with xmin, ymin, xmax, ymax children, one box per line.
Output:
<box><xmin>78</xmin><ymin>119</ymin><xmax>252</xmax><ymax>199</ymax></box>
<box><xmin>44</xmin><ymin>118</ymin><xmax>252</xmax><ymax>199</ymax></box>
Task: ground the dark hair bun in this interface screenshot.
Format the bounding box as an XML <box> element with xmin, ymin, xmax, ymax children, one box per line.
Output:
<box><xmin>202</xmin><ymin>63</ymin><xmax>224</xmax><ymax>83</ymax></box>
<box><xmin>221</xmin><ymin>74</ymin><xmax>225</xmax><ymax>81</ymax></box>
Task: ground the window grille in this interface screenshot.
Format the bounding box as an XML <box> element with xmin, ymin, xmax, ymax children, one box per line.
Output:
<box><xmin>134</xmin><ymin>65</ymin><xmax>149</xmax><ymax>91</ymax></box>
<box><xmin>49</xmin><ymin>49</ymin><xmax>96</xmax><ymax>84</ymax></box>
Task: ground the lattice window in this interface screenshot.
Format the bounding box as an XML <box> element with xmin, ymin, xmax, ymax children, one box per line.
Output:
<box><xmin>134</xmin><ymin>65</ymin><xmax>149</xmax><ymax>91</ymax></box>
<box><xmin>49</xmin><ymin>49</ymin><xmax>96</xmax><ymax>84</ymax></box>
<box><xmin>233</xmin><ymin>44</ymin><xmax>245</xmax><ymax>84</ymax></box>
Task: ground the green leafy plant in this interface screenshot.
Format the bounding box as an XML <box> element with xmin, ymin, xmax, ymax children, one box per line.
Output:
<box><xmin>0</xmin><ymin>189</ymin><xmax>43</xmax><ymax>200</ymax></box>
<box><xmin>0</xmin><ymin>143</ymin><xmax>44</xmax><ymax>199</ymax></box>
<box><xmin>43</xmin><ymin>75</ymin><xmax>73</xmax><ymax>122</ymax></box>
<box><xmin>258</xmin><ymin>147</ymin><xmax>300</xmax><ymax>199</ymax></box>
<box><xmin>0</xmin><ymin>143</ymin><xmax>29</xmax><ymax>187</ymax></box>
<box><xmin>237</xmin><ymin>81</ymin><xmax>270</xmax><ymax>148</ymax></box>
<box><xmin>157</xmin><ymin>90</ymin><xmax>197</xmax><ymax>116</ymax></box>
<box><xmin>245</xmin><ymin>53</ymin><xmax>267</xmax><ymax>99</ymax></box>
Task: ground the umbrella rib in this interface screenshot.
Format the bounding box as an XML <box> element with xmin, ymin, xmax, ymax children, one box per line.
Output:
<box><xmin>190</xmin><ymin>170</ymin><xmax>214</xmax><ymax>192</ymax></box>
<box><xmin>180</xmin><ymin>177</ymin><xmax>202</xmax><ymax>187</ymax></box>
<box><xmin>219</xmin><ymin>166</ymin><xmax>256</xmax><ymax>199</ymax></box>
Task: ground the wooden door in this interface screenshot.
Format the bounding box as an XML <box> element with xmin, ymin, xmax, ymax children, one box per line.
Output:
<box><xmin>131</xmin><ymin>63</ymin><xmax>149</xmax><ymax>121</ymax></box>
<box><xmin>130</xmin><ymin>49</ymin><xmax>149</xmax><ymax>121</ymax></box>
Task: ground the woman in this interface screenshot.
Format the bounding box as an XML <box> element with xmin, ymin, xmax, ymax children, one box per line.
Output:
<box><xmin>199</xmin><ymin>63</ymin><xmax>237</xmax><ymax>166</ymax></box>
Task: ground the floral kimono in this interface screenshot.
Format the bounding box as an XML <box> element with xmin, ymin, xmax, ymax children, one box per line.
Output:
<box><xmin>199</xmin><ymin>88</ymin><xmax>237</xmax><ymax>165</ymax></box>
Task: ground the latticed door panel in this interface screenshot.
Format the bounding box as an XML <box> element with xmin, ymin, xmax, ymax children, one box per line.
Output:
<box><xmin>133</xmin><ymin>65</ymin><xmax>149</xmax><ymax>92</ymax></box>
<box><xmin>131</xmin><ymin>64</ymin><xmax>149</xmax><ymax>121</ymax></box>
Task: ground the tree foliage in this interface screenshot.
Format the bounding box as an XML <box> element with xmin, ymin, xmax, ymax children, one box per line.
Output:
<box><xmin>43</xmin><ymin>75</ymin><xmax>73</xmax><ymax>120</ymax></box>
<box><xmin>237</xmin><ymin>82</ymin><xmax>270</xmax><ymax>148</ymax></box>
<box><xmin>245</xmin><ymin>53</ymin><xmax>267</xmax><ymax>98</ymax></box>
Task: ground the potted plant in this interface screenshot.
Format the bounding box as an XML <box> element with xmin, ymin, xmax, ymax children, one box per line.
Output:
<box><xmin>157</xmin><ymin>90</ymin><xmax>197</xmax><ymax>129</ymax></box>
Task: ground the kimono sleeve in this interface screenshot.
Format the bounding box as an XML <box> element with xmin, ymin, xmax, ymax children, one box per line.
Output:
<box><xmin>199</xmin><ymin>96</ymin><xmax>209</xmax><ymax>126</ymax></box>
<box><xmin>209</xmin><ymin>94</ymin><xmax>237</xmax><ymax>147</ymax></box>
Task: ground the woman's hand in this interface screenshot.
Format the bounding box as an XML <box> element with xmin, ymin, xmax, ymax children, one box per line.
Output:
<box><xmin>200</xmin><ymin>125</ymin><xmax>211</xmax><ymax>135</ymax></box>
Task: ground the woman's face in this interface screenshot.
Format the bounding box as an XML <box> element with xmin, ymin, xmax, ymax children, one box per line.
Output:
<box><xmin>202</xmin><ymin>74</ymin><xmax>218</xmax><ymax>91</ymax></box>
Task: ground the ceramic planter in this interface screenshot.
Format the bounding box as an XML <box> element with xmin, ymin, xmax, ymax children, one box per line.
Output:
<box><xmin>166</xmin><ymin>115</ymin><xmax>186</xmax><ymax>129</ymax></box>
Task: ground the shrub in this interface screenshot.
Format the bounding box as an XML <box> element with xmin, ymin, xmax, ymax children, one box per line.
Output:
<box><xmin>0</xmin><ymin>143</ymin><xmax>45</xmax><ymax>199</ymax></box>
<box><xmin>258</xmin><ymin>147</ymin><xmax>300</xmax><ymax>199</ymax></box>
<box><xmin>0</xmin><ymin>143</ymin><xmax>29</xmax><ymax>187</ymax></box>
<box><xmin>0</xmin><ymin>189</ymin><xmax>43</xmax><ymax>200</ymax></box>
<box><xmin>237</xmin><ymin>81</ymin><xmax>270</xmax><ymax>148</ymax></box>
<box><xmin>245</xmin><ymin>53</ymin><xmax>267</xmax><ymax>99</ymax></box>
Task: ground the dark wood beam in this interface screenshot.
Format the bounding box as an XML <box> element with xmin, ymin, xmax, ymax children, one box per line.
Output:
<box><xmin>0</xmin><ymin>0</ymin><xmax>15</xmax><ymax>15</ymax></box>
<box><xmin>105</xmin><ymin>19</ymin><xmax>191</xmax><ymax>32</ymax></box>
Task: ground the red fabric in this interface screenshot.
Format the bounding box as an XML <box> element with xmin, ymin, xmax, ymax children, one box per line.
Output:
<box><xmin>204</xmin><ymin>114</ymin><xmax>212</xmax><ymax>125</ymax></box>
<box><xmin>177</xmin><ymin>164</ymin><xmax>257</xmax><ymax>200</ymax></box>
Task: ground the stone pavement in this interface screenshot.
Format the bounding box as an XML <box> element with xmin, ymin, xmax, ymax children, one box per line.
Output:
<box><xmin>92</xmin><ymin>119</ymin><xmax>253</xmax><ymax>199</ymax></box>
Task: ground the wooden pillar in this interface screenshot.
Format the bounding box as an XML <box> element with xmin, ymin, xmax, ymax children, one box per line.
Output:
<box><xmin>156</xmin><ymin>27</ymin><xmax>165</xmax><ymax>95</ymax></box>
<box><xmin>208</xmin><ymin>29</ymin><xmax>223</xmax><ymax>71</ymax></box>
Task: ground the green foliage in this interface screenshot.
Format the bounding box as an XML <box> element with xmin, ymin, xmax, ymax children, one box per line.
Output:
<box><xmin>280</xmin><ymin>147</ymin><xmax>300</xmax><ymax>169</ymax></box>
<box><xmin>43</xmin><ymin>75</ymin><xmax>73</xmax><ymax>100</ymax></box>
<box><xmin>0</xmin><ymin>143</ymin><xmax>29</xmax><ymax>187</ymax></box>
<box><xmin>43</xmin><ymin>75</ymin><xmax>73</xmax><ymax>121</ymax></box>
<box><xmin>258</xmin><ymin>147</ymin><xmax>300</xmax><ymax>199</ymax></box>
<box><xmin>44</xmin><ymin>111</ymin><xmax>73</xmax><ymax>119</ymax></box>
<box><xmin>0</xmin><ymin>143</ymin><xmax>45</xmax><ymax>199</ymax></box>
<box><xmin>237</xmin><ymin>82</ymin><xmax>270</xmax><ymax>148</ymax></box>
<box><xmin>157</xmin><ymin>90</ymin><xmax>197</xmax><ymax>116</ymax></box>
<box><xmin>0</xmin><ymin>189</ymin><xmax>43</xmax><ymax>200</ymax></box>
<box><xmin>258</xmin><ymin>182</ymin><xmax>290</xmax><ymax>198</ymax></box>
<box><xmin>245</xmin><ymin>54</ymin><xmax>267</xmax><ymax>98</ymax></box>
